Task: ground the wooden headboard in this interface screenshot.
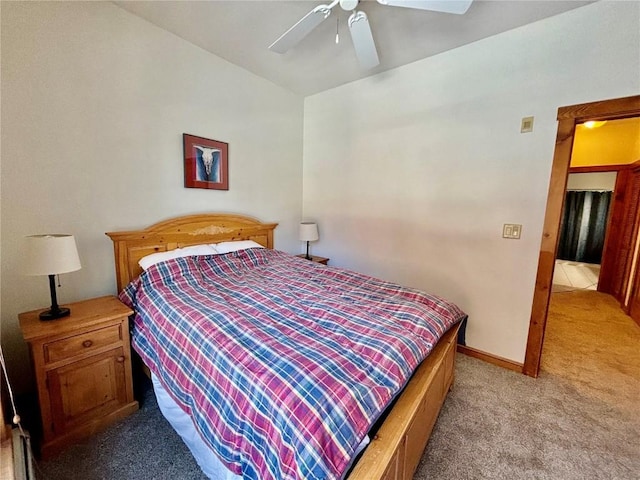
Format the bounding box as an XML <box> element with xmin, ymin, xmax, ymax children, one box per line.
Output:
<box><xmin>106</xmin><ymin>213</ymin><xmax>278</xmax><ymax>292</ymax></box>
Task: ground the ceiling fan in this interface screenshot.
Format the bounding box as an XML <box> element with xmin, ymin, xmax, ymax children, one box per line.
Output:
<box><xmin>269</xmin><ymin>0</ymin><xmax>474</xmax><ymax>69</ymax></box>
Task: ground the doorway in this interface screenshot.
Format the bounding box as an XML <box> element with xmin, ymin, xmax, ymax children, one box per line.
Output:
<box><xmin>552</xmin><ymin>119</ymin><xmax>640</xmax><ymax>294</ymax></box>
<box><xmin>523</xmin><ymin>95</ymin><xmax>640</xmax><ymax>378</ymax></box>
<box><xmin>553</xmin><ymin>172</ymin><xmax>615</xmax><ymax>293</ymax></box>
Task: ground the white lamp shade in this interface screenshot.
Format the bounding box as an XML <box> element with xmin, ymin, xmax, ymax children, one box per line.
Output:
<box><xmin>299</xmin><ymin>222</ymin><xmax>319</xmax><ymax>242</ymax></box>
<box><xmin>24</xmin><ymin>234</ymin><xmax>82</xmax><ymax>276</ymax></box>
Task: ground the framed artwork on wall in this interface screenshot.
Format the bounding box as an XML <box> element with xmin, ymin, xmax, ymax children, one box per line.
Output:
<box><xmin>183</xmin><ymin>134</ymin><xmax>229</xmax><ymax>190</ymax></box>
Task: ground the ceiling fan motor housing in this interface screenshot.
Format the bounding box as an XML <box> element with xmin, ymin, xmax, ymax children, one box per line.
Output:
<box><xmin>340</xmin><ymin>0</ymin><xmax>359</xmax><ymax>11</ymax></box>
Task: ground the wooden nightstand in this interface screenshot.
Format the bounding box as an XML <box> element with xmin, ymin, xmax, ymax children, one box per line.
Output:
<box><xmin>19</xmin><ymin>296</ymin><xmax>138</xmax><ymax>458</ymax></box>
<box><xmin>295</xmin><ymin>254</ymin><xmax>329</xmax><ymax>265</ymax></box>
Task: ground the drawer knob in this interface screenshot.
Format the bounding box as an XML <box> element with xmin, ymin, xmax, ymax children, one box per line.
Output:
<box><xmin>116</xmin><ymin>356</ymin><xmax>125</xmax><ymax>363</ymax></box>
<box><xmin>82</xmin><ymin>340</ymin><xmax>93</xmax><ymax>348</ymax></box>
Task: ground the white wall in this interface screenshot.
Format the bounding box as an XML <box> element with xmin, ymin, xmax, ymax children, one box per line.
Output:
<box><xmin>567</xmin><ymin>172</ymin><xmax>618</xmax><ymax>191</ymax></box>
<box><xmin>0</xmin><ymin>1</ymin><xmax>304</xmax><ymax>392</ymax></box>
<box><xmin>302</xmin><ymin>1</ymin><xmax>640</xmax><ymax>362</ymax></box>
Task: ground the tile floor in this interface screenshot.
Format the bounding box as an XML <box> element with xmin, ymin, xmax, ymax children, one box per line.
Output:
<box><xmin>552</xmin><ymin>260</ymin><xmax>600</xmax><ymax>292</ymax></box>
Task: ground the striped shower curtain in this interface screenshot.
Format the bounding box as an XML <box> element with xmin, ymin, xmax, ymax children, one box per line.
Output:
<box><xmin>557</xmin><ymin>190</ymin><xmax>612</xmax><ymax>264</ymax></box>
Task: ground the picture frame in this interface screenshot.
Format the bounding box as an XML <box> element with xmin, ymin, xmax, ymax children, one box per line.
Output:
<box><xmin>183</xmin><ymin>134</ymin><xmax>229</xmax><ymax>190</ymax></box>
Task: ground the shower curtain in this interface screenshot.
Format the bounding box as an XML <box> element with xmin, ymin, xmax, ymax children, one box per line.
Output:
<box><xmin>557</xmin><ymin>190</ymin><xmax>612</xmax><ymax>264</ymax></box>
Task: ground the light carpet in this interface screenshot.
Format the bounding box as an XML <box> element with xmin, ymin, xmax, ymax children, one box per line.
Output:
<box><xmin>541</xmin><ymin>290</ymin><xmax>639</xmax><ymax>415</ymax></box>
<box><xmin>418</xmin><ymin>290</ymin><xmax>639</xmax><ymax>479</ymax></box>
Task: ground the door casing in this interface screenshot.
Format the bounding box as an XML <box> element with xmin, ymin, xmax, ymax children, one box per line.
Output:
<box><xmin>523</xmin><ymin>95</ymin><xmax>640</xmax><ymax>378</ymax></box>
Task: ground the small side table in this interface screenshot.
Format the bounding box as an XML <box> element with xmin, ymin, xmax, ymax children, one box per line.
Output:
<box><xmin>19</xmin><ymin>295</ymin><xmax>138</xmax><ymax>458</ymax></box>
<box><xmin>295</xmin><ymin>254</ymin><xmax>329</xmax><ymax>265</ymax></box>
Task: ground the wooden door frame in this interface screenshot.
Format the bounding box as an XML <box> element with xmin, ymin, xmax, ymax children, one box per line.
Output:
<box><xmin>522</xmin><ymin>94</ymin><xmax>640</xmax><ymax>378</ymax></box>
<box><xmin>599</xmin><ymin>166</ymin><xmax>629</xmax><ymax>295</ymax></box>
<box><xmin>619</xmin><ymin>163</ymin><xmax>640</xmax><ymax>311</ymax></box>
<box><xmin>626</xmin><ymin>169</ymin><xmax>640</xmax><ymax>325</ymax></box>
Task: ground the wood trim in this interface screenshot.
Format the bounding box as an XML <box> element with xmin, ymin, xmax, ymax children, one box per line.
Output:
<box><xmin>630</xmin><ymin>241</ymin><xmax>640</xmax><ymax>322</ymax></box>
<box><xmin>619</xmin><ymin>165</ymin><xmax>640</xmax><ymax>309</ymax></box>
<box><xmin>106</xmin><ymin>213</ymin><xmax>278</xmax><ymax>292</ymax></box>
<box><xmin>557</xmin><ymin>95</ymin><xmax>640</xmax><ymax>121</ymax></box>
<box><xmin>522</xmin><ymin>117</ymin><xmax>575</xmax><ymax>377</ymax></box>
<box><xmin>598</xmin><ymin>168</ymin><xmax>631</xmax><ymax>294</ymax></box>
<box><xmin>523</xmin><ymin>95</ymin><xmax>640</xmax><ymax>378</ymax></box>
<box><xmin>569</xmin><ymin>164</ymin><xmax>629</xmax><ymax>174</ymax></box>
<box><xmin>456</xmin><ymin>345</ymin><xmax>523</xmax><ymax>373</ymax></box>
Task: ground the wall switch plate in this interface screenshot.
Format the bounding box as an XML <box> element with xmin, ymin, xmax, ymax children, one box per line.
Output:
<box><xmin>503</xmin><ymin>224</ymin><xmax>522</xmax><ymax>239</ymax></box>
<box><xmin>521</xmin><ymin>116</ymin><xmax>534</xmax><ymax>133</ymax></box>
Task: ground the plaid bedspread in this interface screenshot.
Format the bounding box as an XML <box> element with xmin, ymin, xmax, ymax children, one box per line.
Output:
<box><xmin>120</xmin><ymin>248</ymin><xmax>465</xmax><ymax>480</ymax></box>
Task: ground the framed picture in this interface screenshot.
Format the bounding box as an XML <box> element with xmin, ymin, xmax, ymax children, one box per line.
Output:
<box><xmin>183</xmin><ymin>134</ymin><xmax>229</xmax><ymax>190</ymax></box>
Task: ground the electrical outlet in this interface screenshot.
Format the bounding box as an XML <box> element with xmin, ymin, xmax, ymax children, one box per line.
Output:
<box><xmin>503</xmin><ymin>224</ymin><xmax>522</xmax><ymax>239</ymax></box>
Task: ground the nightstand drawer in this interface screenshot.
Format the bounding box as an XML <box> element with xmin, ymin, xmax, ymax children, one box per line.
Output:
<box><xmin>44</xmin><ymin>323</ymin><xmax>122</xmax><ymax>364</ymax></box>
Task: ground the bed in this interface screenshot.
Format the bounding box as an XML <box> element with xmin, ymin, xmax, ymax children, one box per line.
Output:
<box><xmin>106</xmin><ymin>213</ymin><xmax>464</xmax><ymax>480</ymax></box>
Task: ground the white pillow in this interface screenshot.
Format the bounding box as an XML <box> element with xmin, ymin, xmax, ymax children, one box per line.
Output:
<box><xmin>213</xmin><ymin>240</ymin><xmax>264</xmax><ymax>254</ymax></box>
<box><xmin>138</xmin><ymin>244</ymin><xmax>218</xmax><ymax>270</ymax></box>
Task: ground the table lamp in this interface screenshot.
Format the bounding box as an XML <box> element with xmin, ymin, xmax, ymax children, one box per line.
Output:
<box><xmin>24</xmin><ymin>234</ymin><xmax>82</xmax><ymax>320</ymax></box>
<box><xmin>299</xmin><ymin>222</ymin><xmax>319</xmax><ymax>260</ymax></box>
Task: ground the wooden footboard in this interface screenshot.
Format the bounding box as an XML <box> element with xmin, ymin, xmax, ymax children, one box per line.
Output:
<box><xmin>348</xmin><ymin>323</ymin><xmax>459</xmax><ymax>480</ymax></box>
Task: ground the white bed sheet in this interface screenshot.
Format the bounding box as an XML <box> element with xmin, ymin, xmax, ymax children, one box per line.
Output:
<box><xmin>152</xmin><ymin>373</ymin><xmax>370</xmax><ymax>479</ymax></box>
<box><xmin>153</xmin><ymin>373</ymin><xmax>240</xmax><ymax>480</ymax></box>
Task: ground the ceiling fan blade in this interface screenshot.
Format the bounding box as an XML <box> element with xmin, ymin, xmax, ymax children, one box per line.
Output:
<box><xmin>377</xmin><ymin>0</ymin><xmax>473</xmax><ymax>15</ymax></box>
<box><xmin>269</xmin><ymin>5</ymin><xmax>333</xmax><ymax>54</ymax></box>
<box><xmin>348</xmin><ymin>11</ymin><xmax>379</xmax><ymax>69</ymax></box>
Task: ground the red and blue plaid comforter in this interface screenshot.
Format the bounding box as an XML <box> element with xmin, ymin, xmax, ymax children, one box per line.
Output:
<box><xmin>120</xmin><ymin>248</ymin><xmax>465</xmax><ymax>480</ymax></box>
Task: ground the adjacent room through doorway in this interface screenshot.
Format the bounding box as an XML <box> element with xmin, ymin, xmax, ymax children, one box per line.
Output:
<box><xmin>550</xmin><ymin>116</ymin><xmax>639</xmax><ymax>305</ymax></box>
<box><xmin>552</xmin><ymin>171</ymin><xmax>617</xmax><ymax>293</ymax></box>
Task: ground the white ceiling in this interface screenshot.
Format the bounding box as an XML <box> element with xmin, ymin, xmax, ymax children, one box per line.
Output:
<box><xmin>114</xmin><ymin>0</ymin><xmax>592</xmax><ymax>96</ymax></box>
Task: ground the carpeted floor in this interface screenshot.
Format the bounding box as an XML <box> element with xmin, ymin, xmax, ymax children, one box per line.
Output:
<box><xmin>541</xmin><ymin>290</ymin><xmax>640</xmax><ymax>416</ymax></box>
<box><xmin>36</xmin><ymin>291</ymin><xmax>640</xmax><ymax>479</ymax></box>
<box><xmin>417</xmin><ymin>290</ymin><xmax>640</xmax><ymax>480</ymax></box>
